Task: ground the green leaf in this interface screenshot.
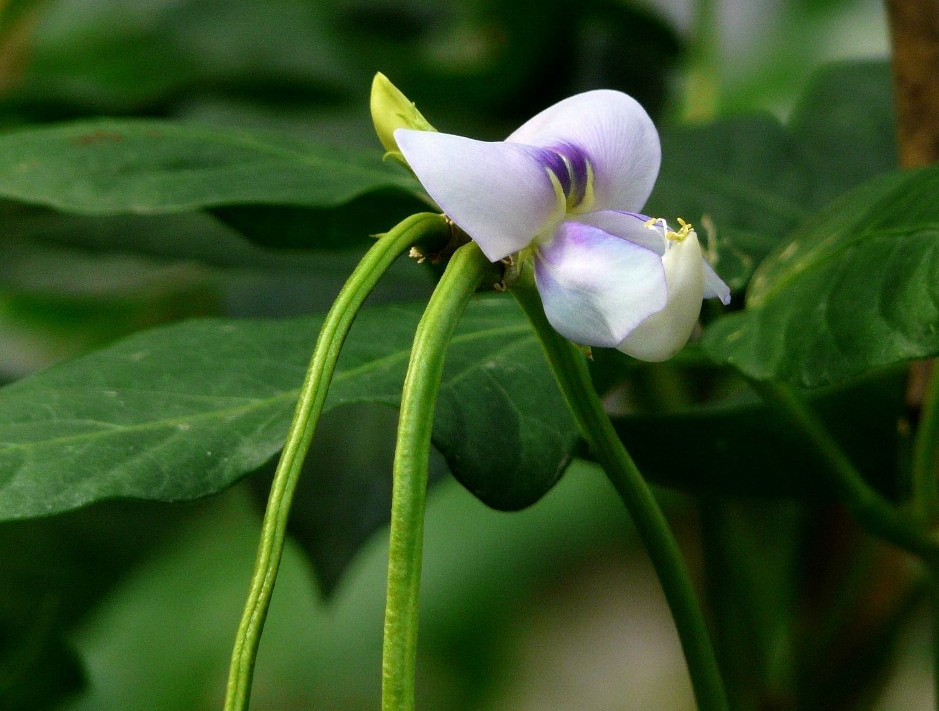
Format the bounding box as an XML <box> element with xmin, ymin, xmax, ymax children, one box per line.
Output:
<box><xmin>0</xmin><ymin>119</ymin><xmax>425</xmax><ymax>249</ymax></box>
<box><xmin>614</xmin><ymin>372</ymin><xmax>906</xmax><ymax>499</ymax></box>
<box><xmin>645</xmin><ymin>60</ymin><xmax>896</xmax><ymax>292</ymax></box>
<box><xmin>703</xmin><ymin>167</ymin><xmax>939</xmax><ymax>386</ymax></box>
<box><xmin>9</xmin><ymin>0</ymin><xmax>354</xmax><ymax>115</ymax></box>
<box><xmin>0</xmin><ymin>296</ymin><xmax>576</xmax><ymax>521</ymax></box>
<box><xmin>431</xmin><ymin>310</ymin><xmax>576</xmax><ymax>511</ymax></box>
<box><xmin>0</xmin><ymin>118</ymin><xmax>418</xmax><ymax>213</ymax></box>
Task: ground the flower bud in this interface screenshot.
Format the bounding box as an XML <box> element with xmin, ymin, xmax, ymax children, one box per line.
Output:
<box><xmin>370</xmin><ymin>73</ymin><xmax>435</xmax><ymax>166</ymax></box>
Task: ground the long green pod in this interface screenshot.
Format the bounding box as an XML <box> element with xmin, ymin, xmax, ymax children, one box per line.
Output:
<box><xmin>381</xmin><ymin>241</ymin><xmax>497</xmax><ymax>711</ymax></box>
<box><xmin>224</xmin><ymin>212</ymin><xmax>450</xmax><ymax>711</ymax></box>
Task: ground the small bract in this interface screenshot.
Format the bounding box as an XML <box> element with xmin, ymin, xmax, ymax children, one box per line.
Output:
<box><xmin>370</xmin><ymin>72</ymin><xmax>435</xmax><ymax>167</ymax></box>
<box><xmin>384</xmin><ymin>82</ymin><xmax>730</xmax><ymax>361</ymax></box>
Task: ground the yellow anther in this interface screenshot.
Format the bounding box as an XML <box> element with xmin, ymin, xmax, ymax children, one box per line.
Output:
<box><xmin>644</xmin><ymin>216</ymin><xmax>694</xmax><ymax>241</ymax></box>
<box><xmin>643</xmin><ymin>216</ymin><xmax>667</xmax><ymax>232</ymax></box>
<box><xmin>667</xmin><ymin>217</ymin><xmax>694</xmax><ymax>242</ymax></box>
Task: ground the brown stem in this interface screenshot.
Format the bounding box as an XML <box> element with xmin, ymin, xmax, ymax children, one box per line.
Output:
<box><xmin>886</xmin><ymin>0</ymin><xmax>939</xmax><ymax>169</ymax></box>
<box><xmin>886</xmin><ymin>10</ymin><xmax>939</xmax><ymax>709</ymax></box>
<box><xmin>886</xmin><ymin>1</ymin><xmax>939</xmax><ymax>417</ymax></box>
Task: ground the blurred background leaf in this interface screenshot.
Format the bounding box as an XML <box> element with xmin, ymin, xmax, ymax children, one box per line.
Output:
<box><xmin>247</xmin><ymin>402</ymin><xmax>449</xmax><ymax>598</ymax></box>
<box><xmin>0</xmin><ymin>0</ymin><xmax>353</xmax><ymax>119</ymax></box>
<box><xmin>55</xmin><ymin>463</ymin><xmax>649</xmax><ymax>711</ymax></box>
<box><xmin>0</xmin><ymin>498</ymin><xmax>198</xmax><ymax>711</ymax></box>
<box><xmin>612</xmin><ymin>369</ymin><xmax>907</xmax><ymax>499</ymax></box>
<box><xmin>647</xmin><ymin>59</ymin><xmax>896</xmax><ymax>293</ymax></box>
<box><xmin>0</xmin><ymin>203</ymin><xmax>436</xmax><ymax>378</ymax></box>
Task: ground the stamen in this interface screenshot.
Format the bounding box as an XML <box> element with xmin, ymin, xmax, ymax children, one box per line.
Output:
<box><xmin>644</xmin><ymin>216</ymin><xmax>694</xmax><ymax>241</ymax></box>
<box><xmin>643</xmin><ymin>217</ymin><xmax>668</xmax><ymax>233</ymax></box>
<box><xmin>668</xmin><ymin>218</ymin><xmax>694</xmax><ymax>241</ymax></box>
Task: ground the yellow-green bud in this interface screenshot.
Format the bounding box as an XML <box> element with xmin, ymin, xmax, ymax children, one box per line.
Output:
<box><xmin>370</xmin><ymin>72</ymin><xmax>435</xmax><ymax>166</ymax></box>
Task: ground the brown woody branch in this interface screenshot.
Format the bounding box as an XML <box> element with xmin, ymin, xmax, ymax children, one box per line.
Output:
<box><xmin>886</xmin><ymin>0</ymin><xmax>939</xmax><ymax>168</ymax></box>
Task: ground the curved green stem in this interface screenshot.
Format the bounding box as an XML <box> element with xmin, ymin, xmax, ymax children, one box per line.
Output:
<box><xmin>750</xmin><ymin>378</ymin><xmax>939</xmax><ymax>564</ymax></box>
<box><xmin>223</xmin><ymin>212</ymin><xmax>449</xmax><ymax>711</ymax></box>
<box><xmin>752</xmin><ymin>377</ymin><xmax>939</xmax><ymax>711</ymax></box>
<box><xmin>911</xmin><ymin>364</ymin><xmax>939</xmax><ymax>711</ymax></box>
<box><xmin>511</xmin><ymin>271</ymin><xmax>729</xmax><ymax>711</ymax></box>
<box><xmin>382</xmin><ymin>241</ymin><xmax>496</xmax><ymax>711</ymax></box>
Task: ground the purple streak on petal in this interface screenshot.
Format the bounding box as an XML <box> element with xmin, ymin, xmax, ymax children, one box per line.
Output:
<box><xmin>506</xmin><ymin>90</ymin><xmax>661</xmax><ymax>213</ymax></box>
<box><xmin>538</xmin><ymin>149</ymin><xmax>572</xmax><ymax>198</ymax></box>
<box><xmin>533</xmin><ymin>221</ymin><xmax>667</xmax><ymax>347</ymax></box>
<box><xmin>549</xmin><ymin>143</ymin><xmax>591</xmax><ymax>208</ymax></box>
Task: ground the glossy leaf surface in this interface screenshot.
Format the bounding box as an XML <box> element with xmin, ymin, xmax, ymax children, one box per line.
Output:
<box><xmin>703</xmin><ymin>168</ymin><xmax>939</xmax><ymax>386</ymax></box>
<box><xmin>0</xmin><ymin>296</ymin><xmax>575</xmax><ymax>521</ymax></box>
<box><xmin>0</xmin><ymin>119</ymin><xmax>418</xmax><ymax>211</ymax></box>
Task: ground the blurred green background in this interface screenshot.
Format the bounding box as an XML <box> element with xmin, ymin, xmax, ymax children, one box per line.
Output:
<box><xmin>0</xmin><ymin>1</ymin><xmax>925</xmax><ymax>710</ymax></box>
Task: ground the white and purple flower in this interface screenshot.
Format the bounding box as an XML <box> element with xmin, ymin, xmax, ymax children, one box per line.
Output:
<box><xmin>390</xmin><ymin>88</ymin><xmax>730</xmax><ymax>361</ymax></box>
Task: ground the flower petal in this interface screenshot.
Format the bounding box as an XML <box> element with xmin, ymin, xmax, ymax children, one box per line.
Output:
<box><xmin>534</xmin><ymin>221</ymin><xmax>667</xmax><ymax>347</ymax></box>
<box><xmin>703</xmin><ymin>261</ymin><xmax>731</xmax><ymax>304</ymax></box>
<box><xmin>617</xmin><ymin>233</ymin><xmax>705</xmax><ymax>361</ymax></box>
<box><xmin>506</xmin><ymin>90</ymin><xmax>660</xmax><ymax>213</ymax></box>
<box><xmin>574</xmin><ymin>210</ymin><xmax>666</xmax><ymax>255</ymax></box>
<box><xmin>395</xmin><ymin>129</ymin><xmax>563</xmax><ymax>261</ymax></box>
